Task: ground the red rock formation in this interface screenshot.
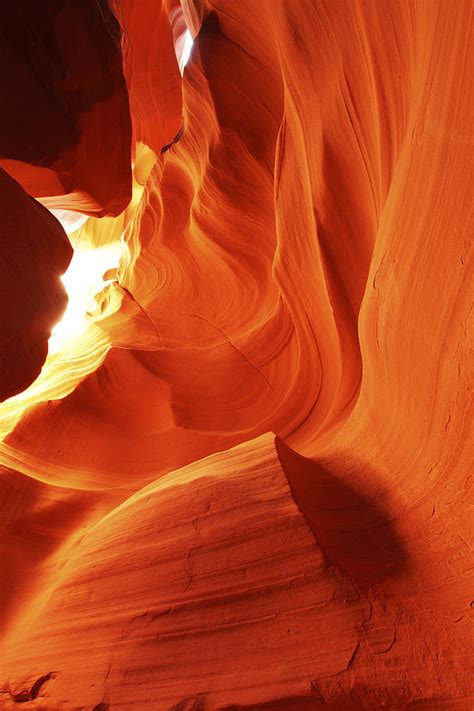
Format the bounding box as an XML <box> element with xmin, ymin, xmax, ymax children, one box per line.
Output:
<box><xmin>0</xmin><ymin>1</ymin><xmax>472</xmax><ymax>709</ymax></box>
<box><xmin>0</xmin><ymin>169</ymin><xmax>71</xmax><ymax>402</ymax></box>
<box><xmin>0</xmin><ymin>1</ymin><xmax>132</xmax><ymax>215</ymax></box>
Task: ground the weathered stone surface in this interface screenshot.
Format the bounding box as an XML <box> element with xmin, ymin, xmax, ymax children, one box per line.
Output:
<box><xmin>0</xmin><ymin>1</ymin><xmax>472</xmax><ymax>708</ymax></box>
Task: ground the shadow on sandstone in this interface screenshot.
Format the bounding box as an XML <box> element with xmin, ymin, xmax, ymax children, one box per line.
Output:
<box><xmin>276</xmin><ymin>437</ymin><xmax>410</xmax><ymax>590</ymax></box>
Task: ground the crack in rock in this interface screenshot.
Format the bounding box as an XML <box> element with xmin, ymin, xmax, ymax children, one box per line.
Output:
<box><xmin>10</xmin><ymin>672</ymin><xmax>55</xmax><ymax>703</ymax></box>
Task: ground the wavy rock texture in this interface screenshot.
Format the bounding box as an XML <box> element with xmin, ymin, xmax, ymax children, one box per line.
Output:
<box><xmin>1</xmin><ymin>1</ymin><xmax>473</xmax><ymax>709</ymax></box>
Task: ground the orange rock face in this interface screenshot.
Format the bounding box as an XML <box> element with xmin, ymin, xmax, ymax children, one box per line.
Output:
<box><xmin>0</xmin><ymin>1</ymin><xmax>472</xmax><ymax>709</ymax></box>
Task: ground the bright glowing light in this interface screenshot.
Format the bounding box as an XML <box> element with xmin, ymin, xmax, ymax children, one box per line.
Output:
<box><xmin>49</xmin><ymin>241</ymin><xmax>122</xmax><ymax>353</ymax></box>
<box><xmin>179</xmin><ymin>29</ymin><xmax>194</xmax><ymax>74</ymax></box>
<box><xmin>49</xmin><ymin>209</ymin><xmax>89</xmax><ymax>235</ymax></box>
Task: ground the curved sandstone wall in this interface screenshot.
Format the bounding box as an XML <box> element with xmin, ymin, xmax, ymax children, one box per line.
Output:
<box><xmin>0</xmin><ymin>1</ymin><xmax>472</xmax><ymax>708</ymax></box>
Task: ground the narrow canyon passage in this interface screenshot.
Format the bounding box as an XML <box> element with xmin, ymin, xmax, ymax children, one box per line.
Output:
<box><xmin>0</xmin><ymin>1</ymin><xmax>472</xmax><ymax>709</ymax></box>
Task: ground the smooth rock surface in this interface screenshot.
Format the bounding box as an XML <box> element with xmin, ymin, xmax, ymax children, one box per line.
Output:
<box><xmin>0</xmin><ymin>1</ymin><xmax>472</xmax><ymax>709</ymax></box>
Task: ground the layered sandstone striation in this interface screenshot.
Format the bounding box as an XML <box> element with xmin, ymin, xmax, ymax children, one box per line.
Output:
<box><xmin>0</xmin><ymin>1</ymin><xmax>472</xmax><ymax>709</ymax></box>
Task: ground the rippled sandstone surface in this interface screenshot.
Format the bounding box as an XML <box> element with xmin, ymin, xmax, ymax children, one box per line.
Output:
<box><xmin>0</xmin><ymin>1</ymin><xmax>472</xmax><ymax>709</ymax></box>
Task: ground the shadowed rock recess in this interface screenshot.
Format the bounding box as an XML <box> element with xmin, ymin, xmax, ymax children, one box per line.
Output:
<box><xmin>0</xmin><ymin>1</ymin><xmax>472</xmax><ymax>709</ymax></box>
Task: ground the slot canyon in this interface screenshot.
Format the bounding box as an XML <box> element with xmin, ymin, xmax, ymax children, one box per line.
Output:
<box><xmin>0</xmin><ymin>1</ymin><xmax>472</xmax><ymax>709</ymax></box>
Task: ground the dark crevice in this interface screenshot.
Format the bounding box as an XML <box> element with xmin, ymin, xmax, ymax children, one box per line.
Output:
<box><xmin>199</xmin><ymin>10</ymin><xmax>220</xmax><ymax>36</ymax></box>
<box><xmin>11</xmin><ymin>672</ymin><xmax>55</xmax><ymax>703</ymax></box>
<box><xmin>94</xmin><ymin>0</ymin><xmax>122</xmax><ymax>51</ymax></box>
<box><xmin>169</xmin><ymin>695</ymin><xmax>206</xmax><ymax>711</ymax></box>
<box><xmin>161</xmin><ymin>125</ymin><xmax>184</xmax><ymax>154</ymax></box>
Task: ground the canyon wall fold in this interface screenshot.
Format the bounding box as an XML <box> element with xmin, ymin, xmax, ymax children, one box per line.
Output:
<box><xmin>0</xmin><ymin>1</ymin><xmax>472</xmax><ymax>709</ymax></box>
